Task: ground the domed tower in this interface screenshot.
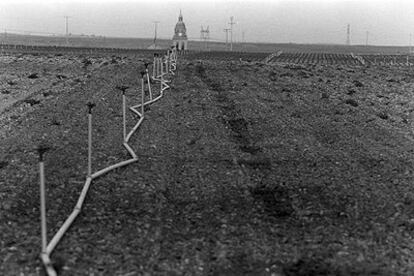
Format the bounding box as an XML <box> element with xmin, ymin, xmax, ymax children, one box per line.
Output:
<box><xmin>172</xmin><ymin>10</ymin><xmax>188</xmax><ymax>50</ymax></box>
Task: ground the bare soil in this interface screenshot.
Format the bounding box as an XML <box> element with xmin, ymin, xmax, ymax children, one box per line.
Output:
<box><xmin>1</xmin><ymin>52</ymin><xmax>414</xmax><ymax>275</ymax></box>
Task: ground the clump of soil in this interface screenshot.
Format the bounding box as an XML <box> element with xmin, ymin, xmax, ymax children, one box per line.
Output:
<box><xmin>345</xmin><ymin>98</ymin><xmax>358</xmax><ymax>107</ymax></box>
<box><xmin>27</xmin><ymin>73</ymin><xmax>39</xmax><ymax>79</ymax></box>
<box><xmin>23</xmin><ymin>98</ymin><xmax>40</xmax><ymax>106</ymax></box>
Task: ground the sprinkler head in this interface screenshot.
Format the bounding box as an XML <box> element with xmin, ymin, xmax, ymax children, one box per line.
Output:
<box><xmin>116</xmin><ymin>85</ymin><xmax>129</xmax><ymax>94</ymax></box>
<box><xmin>86</xmin><ymin>102</ymin><xmax>96</xmax><ymax>114</ymax></box>
<box><xmin>144</xmin><ymin>62</ymin><xmax>150</xmax><ymax>69</ymax></box>
<box><xmin>36</xmin><ymin>145</ymin><xmax>50</xmax><ymax>161</ymax></box>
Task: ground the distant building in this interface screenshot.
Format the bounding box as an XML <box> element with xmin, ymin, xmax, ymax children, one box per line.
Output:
<box><xmin>172</xmin><ymin>10</ymin><xmax>188</xmax><ymax>50</ymax></box>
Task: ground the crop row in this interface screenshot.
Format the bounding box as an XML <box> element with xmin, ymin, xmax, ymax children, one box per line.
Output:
<box><xmin>183</xmin><ymin>50</ymin><xmax>269</xmax><ymax>62</ymax></box>
<box><xmin>267</xmin><ymin>52</ymin><xmax>414</xmax><ymax>67</ymax></box>
<box><xmin>2</xmin><ymin>44</ymin><xmax>413</xmax><ymax>67</ymax></box>
<box><xmin>361</xmin><ymin>55</ymin><xmax>414</xmax><ymax>66</ymax></box>
<box><xmin>268</xmin><ymin>52</ymin><xmax>361</xmax><ymax>65</ymax></box>
<box><xmin>0</xmin><ymin>43</ymin><xmax>167</xmax><ymax>57</ymax></box>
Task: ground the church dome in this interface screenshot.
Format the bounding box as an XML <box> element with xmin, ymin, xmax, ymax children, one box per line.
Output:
<box><xmin>173</xmin><ymin>11</ymin><xmax>187</xmax><ymax>40</ymax></box>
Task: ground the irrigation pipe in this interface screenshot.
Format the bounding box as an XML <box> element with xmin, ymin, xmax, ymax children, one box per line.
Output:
<box><xmin>152</xmin><ymin>54</ymin><xmax>157</xmax><ymax>80</ymax></box>
<box><xmin>161</xmin><ymin>60</ymin><xmax>171</xmax><ymax>83</ymax></box>
<box><xmin>122</xmin><ymin>90</ymin><xmax>127</xmax><ymax>141</ymax></box>
<box><xmin>145</xmin><ymin>63</ymin><xmax>153</xmax><ymax>101</ymax></box>
<box><xmin>38</xmin><ymin>49</ymin><xmax>177</xmax><ymax>275</ymax></box>
<box><xmin>38</xmin><ymin>147</ymin><xmax>48</xmax><ymax>254</ymax></box>
<box><xmin>87</xmin><ymin>102</ymin><xmax>95</xmax><ymax>177</ymax></box>
<box><xmin>126</xmin><ymin>112</ymin><xmax>145</xmax><ymax>141</ymax></box>
<box><xmin>157</xmin><ymin>57</ymin><xmax>162</xmax><ymax>79</ymax></box>
<box><xmin>91</xmin><ymin>159</ymin><xmax>137</xmax><ymax>179</ymax></box>
<box><xmin>141</xmin><ymin>72</ymin><xmax>145</xmax><ymax>117</ymax></box>
<box><xmin>123</xmin><ymin>142</ymin><xmax>137</xmax><ymax>159</ymax></box>
<box><xmin>130</xmin><ymin>66</ymin><xmax>171</xmax><ymax>111</ymax></box>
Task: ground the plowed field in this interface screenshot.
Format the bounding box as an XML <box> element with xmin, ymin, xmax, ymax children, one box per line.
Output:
<box><xmin>1</xmin><ymin>52</ymin><xmax>414</xmax><ymax>275</ymax></box>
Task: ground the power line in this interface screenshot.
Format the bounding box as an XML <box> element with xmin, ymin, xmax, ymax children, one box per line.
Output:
<box><xmin>153</xmin><ymin>21</ymin><xmax>160</xmax><ymax>48</ymax></box>
<box><xmin>242</xmin><ymin>30</ymin><xmax>245</xmax><ymax>51</ymax></box>
<box><xmin>200</xmin><ymin>25</ymin><xmax>210</xmax><ymax>50</ymax></box>
<box><xmin>64</xmin><ymin>16</ymin><xmax>71</xmax><ymax>45</ymax></box>
<box><xmin>223</xmin><ymin>28</ymin><xmax>230</xmax><ymax>50</ymax></box>
<box><xmin>346</xmin><ymin>24</ymin><xmax>350</xmax><ymax>45</ymax></box>
<box><xmin>228</xmin><ymin>16</ymin><xmax>236</xmax><ymax>51</ymax></box>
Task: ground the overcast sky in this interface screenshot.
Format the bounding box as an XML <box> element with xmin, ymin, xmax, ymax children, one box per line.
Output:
<box><xmin>0</xmin><ymin>0</ymin><xmax>413</xmax><ymax>46</ymax></box>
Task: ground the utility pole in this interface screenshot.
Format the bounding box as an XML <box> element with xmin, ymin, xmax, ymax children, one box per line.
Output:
<box><xmin>229</xmin><ymin>16</ymin><xmax>236</xmax><ymax>51</ymax></box>
<box><xmin>365</xmin><ymin>31</ymin><xmax>369</xmax><ymax>47</ymax></box>
<box><xmin>346</xmin><ymin>24</ymin><xmax>350</xmax><ymax>46</ymax></box>
<box><xmin>223</xmin><ymin>28</ymin><xmax>230</xmax><ymax>50</ymax></box>
<box><xmin>200</xmin><ymin>25</ymin><xmax>210</xmax><ymax>51</ymax></box>
<box><xmin>410</xmin><ymin>33</ymin><xmax>412</xmax><ymax>55</ymax></box>
<box><xmin>153</xmin><ymin>21</ymin><xmax>160</xmax><ymax>48</ymax></box>
<box><xmin>242</xmin><ymin>30</ymin><xmax>245</xmax><ymax>51</ymax></box>
<box><xmin>64</xmin><ymin>16</ymin><xmax>71</xmax><ymax>46</ymax></box>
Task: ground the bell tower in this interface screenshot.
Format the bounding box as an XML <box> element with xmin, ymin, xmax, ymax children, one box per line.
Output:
<box><xmin>172</xmin><ymin>10</ymin><xmax>188</xmax><ymax>50</ymax></box>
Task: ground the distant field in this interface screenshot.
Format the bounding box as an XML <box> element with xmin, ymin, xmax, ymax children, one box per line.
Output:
<box><xmin>1</xmin><ymin>33</ymin><xmax>412</xmax><ymax>54</ymax></box>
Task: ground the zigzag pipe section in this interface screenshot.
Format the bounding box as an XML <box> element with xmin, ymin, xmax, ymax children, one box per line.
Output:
<box><xmin>37</xmin><ymin>47</ymin><xmax>178</xmax><ymax>275</ymax></box>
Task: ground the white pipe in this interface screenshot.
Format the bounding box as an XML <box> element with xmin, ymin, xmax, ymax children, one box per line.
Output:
<box><xmin>39</xmin><ymin>52</ymin><xmax>180</xmax><ymax>274</ymax></box>
<box><xmin>159</xmin><ymin>58</ymin><xmax>163</xmax><ymax>78</ymax></box>
<box><xmin>39</xmin><ymin>160</ymin><xmax>47</xmax><ymax>253</ymax></box>
<box><xmin>161</xmin><ymin>76</ymin><xmax>170</xmax><ymax>91</ymax></box>
<box><xmin>146</xmin><ymin>68</ymin><xmax>153</xmax><ymax>101</ymax></box>
<box><xmin>141</xmin><ymin>75</ymin><xmax>145</xmax><ymax>116</ymax></box>
<box><xmin>152</xmin><ymin>57</ymin><xmax>156</xmax><ymax>79</ymax></box>
<box><xmin>46</xmin><ymin>149</ymin><xmax>138</xmax><ymax>255</ymax></box>
<box><xmin>129</xmin><ymin>106</ymin><xmax>142</xmax><ymax>117</ymax></box>
<box><xmin>123</xmin><ymin>142</ymin><xmax>137</xmax><ymax>159</ymax></box>
<box><xmin>130</xmin><ymin>93</ymin><xmax>163</xmax><ymax>110</ymax></box>
<box><xmin>162</xmin><ymin>84</ymin><xmax>170</xmax><ymax>91</ymax></box>
<box><xmin>125</xmin><ymin>116</ymin><xmax>144</xmax><ymax>142</ymax></box>
<box><xmin>168</xmin><ymin>55</ymin><xmax>172</xmax><ymax>73</ymax></box>
<box><xmin>75</xmin><ymin>177</ymin><xmax>93</xmax><ymax>210</ymax></box>
<box><xmin>158</xmin><ymin>58</ymin><xmax>162</xmax><ymax>78</ymax></box>
<box><xmin>122</xmin><ymin>93</ymin><xmax>126</xmax><ymax>141</ymax></box>
<box><xmin>46</xmin><ymin>175</ymin><xmax>90</xmax><ymax>254</ymax></box>
<box><xmin>87</xmin><ymin>112</ymin><xmax>92</xmax><ymax>177</ymax></box>
<box><xmin>161</xmin><ymin>64</ymin><xmax>171</xmax><ymax>83</ymax></box>
<box><xmin>145</xmin><ymin>93</ymin><xmax>164</xmax><ymax>105</ymax></box>
<box><xmin>169</xmin><ymin>53</ymin><xmax>175</xmax><ymax>75</ymax></box>
<box><xmin>91</xmin><ymin>158</ymin><xmax>136</xmax><ymax>179</ymax></box>
<box><xmin>46</xmin><ymin>206</ymin><xmax>80</xmax><ymax>254</ymax></box>
<box><xmin>161</xmin><ymin>59</ymin><xmax>165</xmax><ymax>76</ymax></box>
<box><xmin>40</xmin><ymin>253</ymin><xmax>57</xmax><ymax>276</ymax></box>
<box><xmin>154</xmin><ymin>58</ymin><xmax>159</xmax><ymax>79</ymax></box>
